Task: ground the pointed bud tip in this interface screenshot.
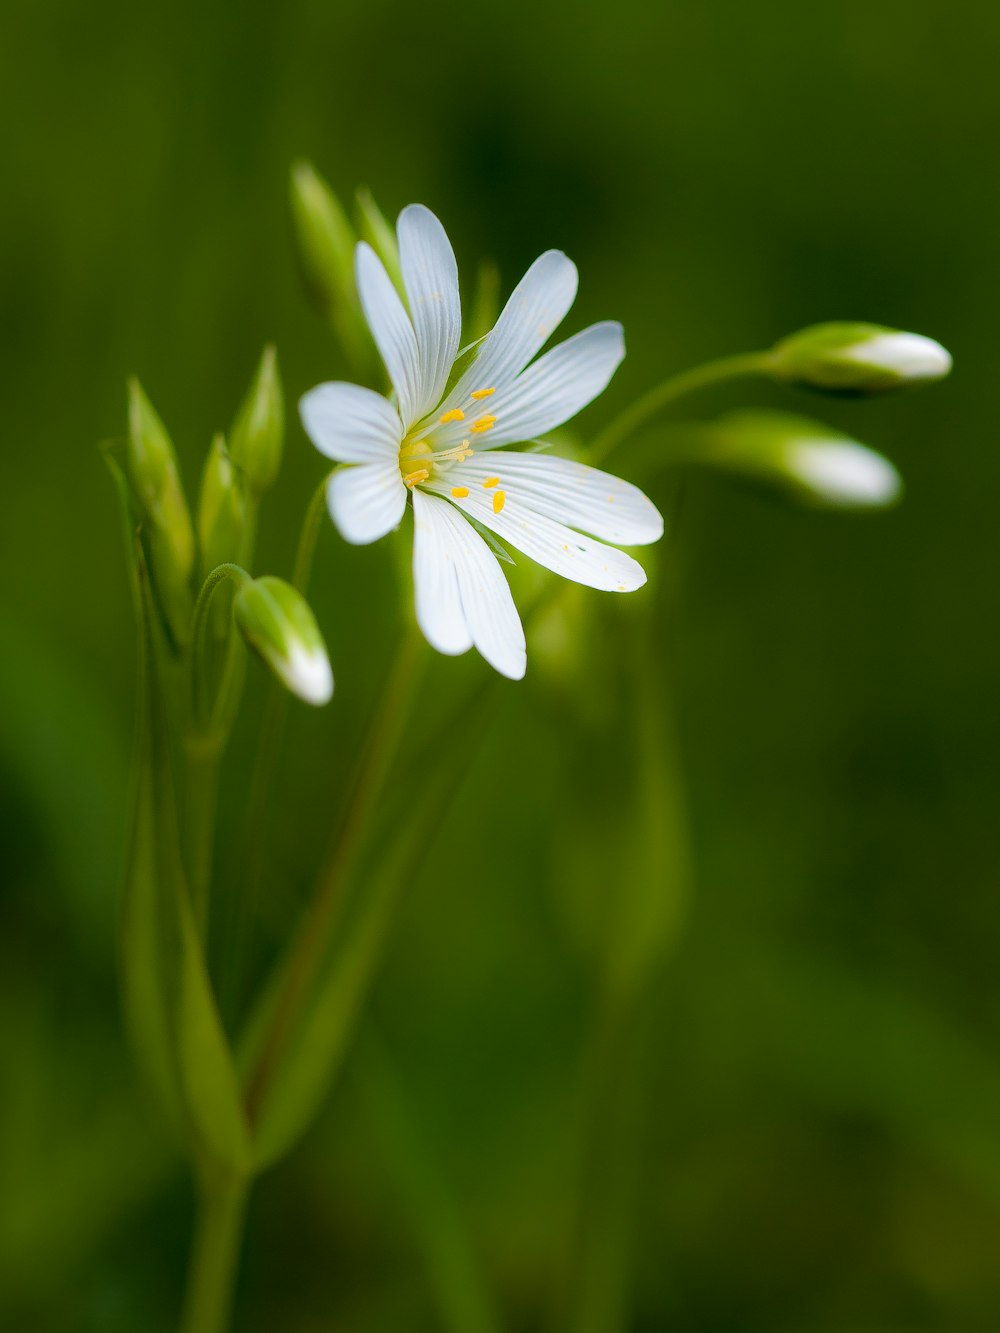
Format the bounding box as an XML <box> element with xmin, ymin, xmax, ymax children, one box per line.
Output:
<box><xmin>770</xmin><ymin>323</ymin><xmax>952</xmax><ymax>395</ymax></box>
<box><xmin>233</xmin><ymin>576</ymin><xmax>333</xmax><ymax>706</ymax></box>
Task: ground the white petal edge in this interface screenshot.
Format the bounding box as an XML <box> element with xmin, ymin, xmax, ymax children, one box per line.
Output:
<box><xmin>299</xmin><ymin>382</ymin><xmax>402</xmax><ymax>464</ymax></box>
<box><xmin>843</xmin><ymin>331</ymin><xmax>952</xmax><ymax>380</ymax></box>
<box><xmin>327</xmin><ymin>462</ymin><xmax>407</xmax><ymax>545</ymax></box>
<box><xmin>452</xmin><ymin>451</ymin><xmax>663</xmax><ymax>545</ymax></box>
<box><xmin>411</xmin><ymin>487</ymin><xmax>473</xmax><ymax>656</ymax></box>
<box><xmin>355</xmin><ymin>242</ymin><xmax>422</xmax><ymax>427</ymax></box>
<box><xmin>398</xmin><ymin>205</ymin><xmax>462</xmax><ymax>420</ymax></box>
<box><xmin>444</xmin><ymin>249</ymin><xmax>579</xmax><ymax>407</ymax></box>
<box><xmin>469</xmin><ymin>321</ymin><xmax>625</xmax><ymax>450</ymax></box>
<box><xmin>427</xmin><ymin>476</ymin><xmax>648</xmax><ymax>593</ymax></box>
<box><xmin>282</xmin><ymin>642</ymin><xmax>334</xmax><ymax>706</ymax></box>
<box><xmin>412</xmin><ymin>490</ymin><xmax>526</xmax><ymax>679</ymax></box>
<box><xmin>785</xmin><ymin>441</ymin><xmax>901</xmax><ymax>507</ymax></box>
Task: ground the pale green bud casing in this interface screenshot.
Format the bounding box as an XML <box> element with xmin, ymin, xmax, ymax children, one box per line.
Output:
<box><xmin>290</xmin><ymin>160</ymin><xmax>357</xmax><ymax>318</ymax></box>
<box><xmin>126</xmin><ymin>379</ymin><xmax>195</xmax><ymax>642</ymax></box>
<box><xmin>233</xmin><ymin>576</ymin><xmax>333</xmax><ymax>705</ymax></box>
<box><xmin>707</xmin><ymin>410</ymin><xmax>902</xmax><ymax>510</ymax></box>
<box><xmin>127</xmin><ymin>379</ymin><xmax>195</xmax><ymax>576</ymax></box>
<box><xmin>197</xmin><ymin>434</ymin><xmax>247</xmax><ymax>576</ymax></box>
<box><xmin>229</xmin><ymin>345</ymin><xmax>284</xmax><ymax>497</ymax></box>
<box><xmin>769</xmin><ymin>322</ymin><xmax>952</xmax><ymax>395</ymax></box>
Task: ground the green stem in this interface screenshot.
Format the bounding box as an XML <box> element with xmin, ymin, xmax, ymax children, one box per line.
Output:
<box><xmin>245</xmin><ymin>624</ymin><xmax>426</xmax><ymax>1123</ymax></box>
<box><xmin>588</xmin><ymin>351</ymin><xmax>770</xmax><ymax>463</ymax></box>
<box><xmin>185</xmin><ymin>563</ymin><xmax>251</xmax><ymax>937</ymax></box>
<box><xmin>224</xmin><ymin>476</ymin><xmax>332</xmax><ymax>1014</ymax></box>
<box><xmin>178</xmin><ymin>1173</ymin><xmax>249</xmax><ymax>1333</ymax></box>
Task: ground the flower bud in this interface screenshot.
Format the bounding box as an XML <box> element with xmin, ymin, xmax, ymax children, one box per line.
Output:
<box><xmin>769</xmin><ymin>322</ymin><xmax>952</xmax><ymax>395</ymax></box>
<box><xmin>198</xmin><ymin>434</ymin><xmax>247</xmax><ymax>577</ymax></box>
<box><xmin>355</xmin><ymin>187</ymin><xmax>405</xmax><ymax>298</ymax></box>
<box><xmin>229</xmin><ymin>346</ymin><xmax>284</xmax><ymax>497</ymax></box>
<box><xmin>708</xmin><ymin>410</ymin><xmax>902</xmax><ymax>510</ymax></box>
<box><xmin>290</xmin><ymin>160</ymin><xmax>357</xmax><ymax>320</ymax></box>
<box><xmin>233</xmin><ymin>576</ymin><xmax>333</xmax><ymax>705</ymax></box>
<box><xmin>127</xmin><ymin>379</ymin><xmax>195</xmax><ymax>641</ymax></box>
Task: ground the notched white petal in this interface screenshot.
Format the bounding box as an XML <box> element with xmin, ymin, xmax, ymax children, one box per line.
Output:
<box><xmin>412</xmin><ymin>487</ymin><xmax>473</xmax><ymax>656</ymax></box>
<box><xmin>355</xmin><ymin>242</ymin><xmax>422</xmax><ymax>426</ymax></box>
<box><xmin>299</xmin><ymin>382</ymin><xmax>402</xmax><ymax>464</ymax></box>
<box><xmin>327</xmin><ymin>462</ymin><xmax>407</xmax><ymax>545</ymax></box>
<box><xmin>398</xmin><ymin>204</ymin><xmax>462</xmax><ymax>420</ymax></box>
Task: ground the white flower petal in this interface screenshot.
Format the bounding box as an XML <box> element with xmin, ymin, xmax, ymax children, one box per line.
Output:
<box><xmin>474</xmin><ymin>321</ymin><xmax>625</xmax><ymax>449</ymax></box>
<box><xmin>413</xmin><ymin>491</ymin><xmax>526</xmax><ymax>679</ymax></box>
<box><xmin>427</xmin><ymin>475</ymin><xmax>648</xmax><ymax>593</ymax></box>
<box><xmin>843</xmin><ymin>332</ymin><xmax>952</xmax><ymax>380</ymax></box>
<box><xmin>398</xmin><ymin>205</ymin><xmax>462</xmax><ymax>420</ymax></box>
<box><xmin>327</xmin><ymin>462</ymin><xmax>407</xmax><ymax>545</ymax></box>
<box><xmin>299</xmin><ymin>382</ymin><xmax>402</xmax><ymax>464</ymax></box>
<box><xmin>284</xmin><ymin>642</ymin><xmax>335</xmax><ymax>706</ymax></box>
<box><xmin>446</xmin><ymin>249</ymin><xmax>579</xmax><ymax>405</ymax></box>
<box><xmin>355</xmin><ymin>242</ymin><xmax>422</xmax><ymax>426</ymax></box>
<box><xmin>411</xmin><ymin>487</ymin><xmax>474</xmax><ymax>656</ymax></box>
<box><xmin>453</xmin><ymin>451</ymin><xmax>662</xmax><ymax>545</ymax></box>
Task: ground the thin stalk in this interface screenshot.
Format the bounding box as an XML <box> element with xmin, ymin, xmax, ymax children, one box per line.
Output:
<box><xmin>224</xmin><ymin>475</ymin><xmax>331</xmax><ymax>1013</ymax></box>
<box><xmin>185</xmin><ymin>562</ymin><xmax>250</xmax><ymax>937</ymax></box>
<box><xmin>588</xmin><ymin>351</ymin><xmax>770</xmax><ymax>463</ymax></box>
<box><xmin>245</xmin><ymin>624</ymin><xmax>426</xmax><ymax>1123</ymax></box>
<box><xmin>178</xmin><ymin>1173</ymin><xmax>249</xmax><ymax>1333</ymax></box>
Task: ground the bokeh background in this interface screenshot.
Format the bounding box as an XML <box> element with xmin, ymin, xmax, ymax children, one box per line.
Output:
<box><xmin>2</xmin><ymin>0</ymin><xmax>999</xmax><ymax>1329</ymax></box>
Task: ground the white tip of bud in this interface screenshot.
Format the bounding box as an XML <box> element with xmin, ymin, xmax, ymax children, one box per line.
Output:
<box><xmin>707</xmin><ymin>410</ymin><xmax>902</xmax><ymax>511</ymax></box>
<box><xmin>838</xmin><ymin>331</ymin><xmax>952</xmax><ymax>382</ymax></box>
<box><xmin>234</xmin><ymin>576</ymin><xmax>333</xmax><ymax>706</ymax></box>
<box><xmin>770</xmin><ymin>322</ymin><xmax>952</xmax><ymax>395</ymax></box>
<box><xmin>284</xmin><ymin>641</ymin><xmax>335</xmax><ymax>707</ymax></box>
<box><xmin>784</xmin><ymin>439</ymin><xmax>902</xmax><ymax>508</ymax></box>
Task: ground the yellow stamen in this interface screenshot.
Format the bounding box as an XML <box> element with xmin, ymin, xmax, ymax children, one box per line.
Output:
<box><xmin>402</xmin><ymin>468</ymin><xmax>429</xmax><ymax>487</ymax></box>
<box><xmin>493</xmin><ymin>490</ymin><xmax>506</xmax><ymax>514</ymax></box>
<box><xmin>471</xmin><ymin>387</ymin><xmax>496</xmax><ymax>399</ymax></box>
<box><xmin>439</xmin><ymin>408</ymin><xmax>465</xmax><ymax>423</ymax></box>
<box><xmin>451</xmin><ymin>486</ymin><xmax>469</xmax><ymax>498</ymax></box>
<box><xmin>482</xmin><ymin>476</ymin><xmax>500</xmax><ymax>489</ymax></box>
<box><xmin>471</xmin><ymin>414</ymin><xmax>497</xmax><ymax>433</ymax></box>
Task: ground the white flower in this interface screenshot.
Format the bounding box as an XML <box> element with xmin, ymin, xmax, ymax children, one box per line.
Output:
<box><xmin>300</xmin><ymin>205</ymin><xmax>663</xmax><ymax>680</ymax></box>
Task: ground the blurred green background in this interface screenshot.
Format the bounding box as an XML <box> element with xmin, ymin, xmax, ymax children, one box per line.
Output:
<box><xmin>2</xmin><ymin>0</ymin><xmax>999</xmax><ymax>1328</ymax></box>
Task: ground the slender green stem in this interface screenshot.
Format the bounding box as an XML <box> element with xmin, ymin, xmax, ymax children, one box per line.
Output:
<box><xmin>588</xmin><ymin>351</ymin><xmax>770</xmax><ymax>463</ymax></box>
<box><xmin>245</xmin><ymin>624</ymin><xmax>426</xmax><ymax>1122</ymax></box>
<box><xmin>224</xmin><ymin>476</ymin><xmax>332</xmax><ymax>1014</ymax></box>
<box><xmin>178</xmin><ymin>1173</ymin><xmax>249</xmax><ymax>1333</ymax></box>
<box><xmin>185</xmin><ymin>563</ymin><xmax>251</xmax><ymax>936</ymax></box>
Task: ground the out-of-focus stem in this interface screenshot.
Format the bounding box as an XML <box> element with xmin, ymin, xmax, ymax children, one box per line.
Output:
<box><xmin>589</xmin><ymin>351</ymin><xmax>769</xmax><ymax>463</ymax></box>
<box><xmin>178</xmin><ymin>1172</ymin><xmax>248</xmax><ymax>1333</ymax></box>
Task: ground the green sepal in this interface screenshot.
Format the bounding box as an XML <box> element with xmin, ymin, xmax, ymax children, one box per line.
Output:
<box><xmin>229</xmin><ymin>346</ymin><xmax>284</xmax><ymax>499</ymax></box>
<box><xmin>109</xmin><ymin>458</ymin><xmax>253</xmax><ymax>1174</ymax></box>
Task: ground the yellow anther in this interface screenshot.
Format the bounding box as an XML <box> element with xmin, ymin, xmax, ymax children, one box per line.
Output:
<box><xmin>471</xmin><ymin>387</ymin><xmax>496</xmax><ymax>399</ymax></box>
<box><xmin>451</xmin><ymin>486</ymin><xmax>469</xmax><ymax>498</ymax></box>
<box><xmin>493</xmin><ymin>490</ymin><xmax>506</xmax><ymax>514</ymax></box>
<box><xmin>403</xmin><ymin>468</ymin><xmax>429</xmax><ymax>487</ymax></box>
<box><xmin>482</xmin><ymin>476</ymin><xmax>500</xmax><ymax>489</ymax></box>
<box><xmin>471</xmin><ymin>414</ymin><xmax>497</xmax><ymax>433</ymax></box>
<box><xmin>439</xmin><ymin>408</ymin><xmax>465</xmax><ymax>423</ymax></box>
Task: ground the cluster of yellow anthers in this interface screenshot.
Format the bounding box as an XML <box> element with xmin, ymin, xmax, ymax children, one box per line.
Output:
<box><xmin>398</xmin><ymin>387</ymin><xmax>508</xmax><ymax>514</ymax></box>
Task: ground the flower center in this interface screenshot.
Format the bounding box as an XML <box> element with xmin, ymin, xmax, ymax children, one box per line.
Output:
<box><xmin>398</xmin><ymin>437</ymin><xmax>475</xmax><ymax>488</ymax></box>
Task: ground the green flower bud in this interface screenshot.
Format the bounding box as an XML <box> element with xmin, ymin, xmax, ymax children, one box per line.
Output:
<box><xmin>769</xmin><ymin>322</ymin><xmax>952</xmax><ymax>395</ymax></box>
<box><xmin>355</xmin><ymin>186</ymin><xmax>405</xmax><ymax>299</ymax></box>
<box><xmin>197</xmin><ymin>434</ymin><xmax>247</xmax><ymax>578</ymax></box>
<box><xmin>233</xmin><ymin>576</ymin><xmax>333</xmax><ymax>705</ymax></box>
<box><xmin>290</xmin><ymin>160</ymin><xmax>357</xmax><ymax>321</ymax></box>
<box><xmin>229</xmin><ymin>345</ymin><xmax>284</xmax><ymax>497</ymax></box>
<box><xmin>127</xmin><ymin>379</ymin><xmax>195</xmax><ymax>641</ymax></box>
<box><xmin>707</xmin><ymin>410</ymin><xmax>902</xmax><ymax>510</ymax></box>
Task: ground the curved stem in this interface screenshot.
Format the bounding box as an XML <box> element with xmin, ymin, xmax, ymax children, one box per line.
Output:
<box><xmin>588</xmin><ymin>351</ymin><xmax>770</xmax><ymax>464</ymax></box>
<box><xmin>178</xmin><ymin>1172</ymin><xmax>248</xmax><ymax>1333</ymax></box>
<box><xmin>293</xmin><ymin>473</ymin><xmax>332</xmax><ymax>593</ymax></box>
<box><xmin>245</xmin><ymin>624</ymin><xmax>425</xmax><ymax>1123</ymax></box>
<box><xmin>186</xmin><ymin>562</ymin><xmax>250</xmax><ymax>936</ymax></box>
